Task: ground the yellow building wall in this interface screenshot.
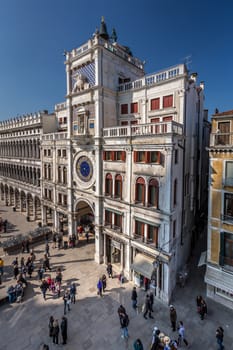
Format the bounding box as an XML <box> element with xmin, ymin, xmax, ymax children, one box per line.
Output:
<box><xmin>211</xmin><ymin>229</ymin><xmax>220</xmax><ymax>263</ymax></box>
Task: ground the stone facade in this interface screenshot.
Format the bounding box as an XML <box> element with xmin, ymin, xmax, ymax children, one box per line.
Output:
<box><xmin>0</xmin><ymin>19</ymin><xmax>209</xmax><ymax>304</ymax></box>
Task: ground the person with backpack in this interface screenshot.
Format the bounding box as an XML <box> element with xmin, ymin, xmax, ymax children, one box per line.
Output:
<box><xmin>119</xmin><ymin>312</ymin><xmax>129</xmax><ymax>339</ymax></box>
<box><xmin>133</xmin><ymin>338</ymin><xmax>143</xmax><ymax>350</ymax></box>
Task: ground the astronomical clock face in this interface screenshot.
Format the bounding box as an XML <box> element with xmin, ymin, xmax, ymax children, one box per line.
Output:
<box><xmin>76</xmin><ymin>156</ymin><xmax>93</xmax><ymax>182</ymax></box>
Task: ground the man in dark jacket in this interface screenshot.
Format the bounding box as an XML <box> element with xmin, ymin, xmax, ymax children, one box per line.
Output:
<box><xmin>131</xmin><ymin>286</ymin><xmax>137</xmax><ymax>309</ymax></box>
<box><xmin>119</xmin><ymin>312</ymin><xmax>129</xmax><ymax>339</ymax></box>
<box><xmin>143</xmin><ymin>294</ymin><xmax>153</xmax><ymax>319</ymax></box>
<box><xmin>60</xmin><ymin>316</ymin><xmax>68</xmax><ymax>345</ymax></box>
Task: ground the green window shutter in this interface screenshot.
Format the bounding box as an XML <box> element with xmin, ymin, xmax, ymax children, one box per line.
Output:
<box><xmin>219</xmin><ymin>232</ymin><xmax>225</xmax><ymax>266</ymax></box>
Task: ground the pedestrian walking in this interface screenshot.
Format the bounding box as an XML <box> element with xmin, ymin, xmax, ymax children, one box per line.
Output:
<box><xmin>149</xmin><ymin>291</ymin><xmax>154</xmax><ymax>312</ymax></box>
<box><xmin>177</xmin><ymin>321</ymin><xmax>189</xmax><ymax>347</ymax></box>
<box><xmin>196</xmin><ymin>295</ymin><xmax>203</xmax><ymax>313</ymax></box>
<box><xmin>70</xmin><ymin>282</ymin><xmax>77</xmax><ymax>304</ymax></box>
<box><xmin>13</xmin><ymin>264</ymin><xmax>19</xmax><ymax>280</ymax></box>
<box><xmin>45</xmin><ymin>243</ymin><xmax>50</xmax><ymax>257</ymax></box>
<box><xmin>38</xmin><ymin>265</ymin><xmax>45</xmax><ymax>281</ymax></box>
<box><xmin>102</xmin><ymin>274</ymin><xmax>107</xmax><ymax>292</ymax></box>
<box><xmin>106</xmin><ymin>262</ymin><xmax>113</xmax><ymax>278</ymax></box>
<box><xmin>43</xmin><ymin>254</ymin><xmax>52</xmax><ymax>272</ymax></box>
<box><xmin>97</xmin><ymin>278</ymin><xmax>103</xmax><ymax>297</ymax></box>
<box><xmin>119</xmin><ymin>312</ymin><xmax>129</xmax><ymax>339</ymax></box>
<box><xmin>200</xmin><ymin>298</ymin><xmax>207</xmax><ymax>320</ymax></box>
<box><xmin>134</xmin><ymin>338</ymin><xmax>143</xmax><ymax>350</ymax></box>
<box><xmin>25</xmin><ymin>239</ymin><xmax>30</xmax><ymax>253</ymax></box>
<box><xmin>131</xmin><ymin>286</ymin><xmax>137</xmax><ymax>309</ymax></box>
<box><xmin>63</xmin><ymin>290</ymin><xmax>71</xmax><ymax>314</ymax></box>
<box><xmin>60</xmin><ymin>316</ymin><xmax>68</xmax><ymax>345</ymax></box>
<box><xmin>143</xmin><ymin>294</ymin><xmax>153</xmax><ymax>319</ymax></box>
<box><xmin>52</xmin><ymin>232</ymin><xmax>57</xmax><ymax>248</ymax></box>
<box><xmin>117</xmin><ymin>304</ymin><xmax>126</xmax><ymax>319</ymax></box>
<box><xmin>40</xmin><ymin>279</ymin><xmax>49</xmax><ymax>300</ymax></box>
<box><xmin>52</xmin><ymin>320</ymin><xmax>59</xmax><ymax>345</ymax></box>
<box><xmin>49</xmin><ymin>316</ymin><xmax>54</xmax><ymax>337</ymax></box>
<box><xmin>216</xmin><ymin>326</ymin><xmax>224</xmax><ymax>350</ymax></box>
<box><xmin>169</xmin><ymin>305</ymin><xmax>177</xmax><ymax>332</ymax></box>
<box><xmin>151</xmin><ymin>327</ymin><xmax>162</xmax><ymax>350</ymax></box>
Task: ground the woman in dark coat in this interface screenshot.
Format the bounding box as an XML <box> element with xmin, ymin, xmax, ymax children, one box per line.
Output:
<box><xmin>52</xmin><ymin>320</ymin><xmax>59</xmax><ymax>345</ymax></box>
<box><xmin>49</xmin><ymin>316</ymin><xmax>54</xmax><ymax>337</ymax></box>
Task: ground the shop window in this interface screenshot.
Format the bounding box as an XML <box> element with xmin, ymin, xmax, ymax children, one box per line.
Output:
<box><xmin>115</xmin><ymin>174</ymin><xmax>122</xmax><ymax>199</ymax></box>
<box><xmin>163</xmin><ymin>95</ymin><xmax>173</xmax><ymax>108</ymax></box>
<box><xmin>150</xmin><ymin>98</ymin><xmax>160</xmax><ymax>110</ymax></box>
<box><xmin>131</xmin><ymin>102</ymin><xmax>138</xmax><ymax>114</ymax></box>
<box><xmin>147</xmin><ymin>225</ymin><xmax>158</xmax><ymax>246</ymax></box>
<box><xmin>105</xmin><ymin>173</ymin><xmax>112</xmax><ymax>196</ymax></box>
<box><xmin>135</xmin><ymin>177</ymin><xmax>145</xmax><ymax>205</ymax></box>
<box><xmin>219</xmin><ymin>232</ymin><xmax>233</xmax><ymax>267</ymax></box>
<box><xmin>223</xmin><ymin>193</ymin><xmax>233</xmax><ymax>221</ymax></box>
<box><xmin>148</xmin><ymin>179</ymin><xmax>159</xmax><ymax>208</ymax></box>
<box><xmin>121</xmin><ymin>104</ymin><xmax>128</xmax><ymax>114</ymax></box>
<box><xmin>105</xmin><ymin>210</ymin><xmax>112</xmax><ymax>226</ymax></box>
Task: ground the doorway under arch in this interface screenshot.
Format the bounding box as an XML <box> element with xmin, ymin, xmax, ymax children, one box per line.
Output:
<box><xmin>74</xmin><ymin>200</ymin><xmax>95</xmax><ymax>244</ymax></box>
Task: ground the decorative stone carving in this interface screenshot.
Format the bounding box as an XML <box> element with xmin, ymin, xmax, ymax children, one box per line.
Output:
<box><xmin>72</xmin><ymin>74</ymin><xmax>90</xmax><ymax>92</ymax></box>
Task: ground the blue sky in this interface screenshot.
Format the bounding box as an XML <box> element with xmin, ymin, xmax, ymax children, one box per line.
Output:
<box><xmin>0</xmin><ymin>0</ymin><xmax>232</xmax><ymax>120</ymax></box>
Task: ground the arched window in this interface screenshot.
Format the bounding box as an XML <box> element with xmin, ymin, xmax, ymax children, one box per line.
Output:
<box><xmin>115</xmin><ymin>174</ymin><xmax>122</xmax><ymax>199</ymax></box>
<box><xmin>58</xmin><ymin>166</ymin><xmax>62</xmax><ymax>183</ymax></box>
<box><xmin>148</xmin><ymin>178</ymin><xmax>159</xmax><ymax>208</ymax></box>
<box><xmin>105</xmin><ymin>173</ymin><xmax>112</xmax><ymax>196</ymax></box>
<box><xmin>63</xmin><ymin>167</ymin><xmax>67</xmax><ymax>185</ymax></box>
<box><xmin>135</xmin><ymin>177</ymin><xmax>145</xmax><ymax>205</ymax></box>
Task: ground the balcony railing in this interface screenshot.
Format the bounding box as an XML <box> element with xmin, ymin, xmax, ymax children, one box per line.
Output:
<box><xmin>210</xmin><ymin>132</ymin><xmax>233</xmax><ymax>147</ymax></box>
<box><xmin>42</xmin><ymin>132</ymin><xmax>68</xmax><ymax>141</ymax></box>
<box><xmin>103</xmin><ymin>121</ymin><xmax>183</xmax><ymax>138</ymax></box>
<box><xmin>104</xmin><ymin>222</ymin><xmax>122</xmax><ymax>233</ymax></box>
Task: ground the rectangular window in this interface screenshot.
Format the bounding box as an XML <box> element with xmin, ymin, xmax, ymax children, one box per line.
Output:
<box><xmin>105</xmin><ymin>210</ymin><xmax>112</xmax><ymax>226</ymax></box>
<box><xmin>130</xmin><ymin>102</ymin><xmax>138</xmax><ymax>113</ymax></box>
<box><xmin>135</xmin><ymin>220</ymin><xmax>144</xmax><ymax>237</ymax></box>
<box><xmin>114</xmin><ymin>213</ymin><xmax>122</xmax><ymax>231</ymax></box>
<box><xmin>44</xmin><ymin>188</ymin><xmax>47</xmax><ymax>198</ymax></box>
<box><xmin>44</xmin><ymin>149</ymin><xmax>47</xmax><ymax>156</ymax></box>
<box><xmin>47</xmin><ymin>149</ymin><xmax>51</xmax><ymax>157</ymax></box>
<box><xmin>137</xmin><ymin>151</ymin><xmax>145</xmax><ymax>162</ymax></box>
<box><xmin>62</xmin><ymin>149</ymin><xmax>67</xmax><ymax>157</ymax></box>
<box><xmin>63</xmin><ymin>195</ymin><xmax>67</xmax><ymax>205</ymax></box>
<box><xmin>105</xmin><ymin>151</ymin><xmax>112</xmax><ymax>161</ymax></box>
<box><xmin>121</xmin><ymin>104</ymin><xmax>128</xmax><ymax>114</ymax></box>
<box><xmin>121</xmin><ymin>121</ymin><xmax>128</xmax><ymax>126</ymax></box>
<box><xmin>150</xmin><ymin>151</ymin><xmax>161</xmax><ymax>163</ymax></box>
<box><xmin>163</xmin><ymin>95</ymin><xmax>173</xmax><ymax>108</ymax></box>
<box><xmin>221</xmin><ymin>232</ymin><xmax>233</xmax><ymax>267</ymax></box>
<box><xmin>224</xmin><ymin>193</ymin><xmax>233</xmax><ymax>220</ymax></box>
<box><xmin>150</xmin><ymin>98</ymin><xmax>160</xmax><ymax>110</ymax></box>
<box><xmin>217</xmin><ymin>122</ymin><xmax>230</xmax><ymax>145</ymax></box>
<box><xmin>225</xmin><ymin>162</ymin><xmax>233</xmax><ymax>186</ymax></box>
<box><xmin>174</xmin><ymin>149</ymin><xmax>178</xmax><ymax>164</ymax></box>
<box><xmin>147</xmin><ymin>225</ymin><xmax>158</xmax><ymax>246</ymax></box>
<box><xmin>184</xmin><ymin>173</ymin><xmax>190</xmax><ymax>196</ymax></box>
<box><xmin>173</xmin><ymin>220</ymin><xmax>176</xmax><ymax>238</ymax></box>
<box><xmin>57</xmin><ymin>149</ymin><xmax>61</xmax><ymax>157</ymax></box>
<box><xmin>116</xmin><ymin>151</ymin><xmax>122</xmax><ymax>161</ymax></box>
<box><xmin>58</xmin><ymin>193</ymin><xmax>62</xmax><ymax>204</ymax></box>
<box><xmin>63</xmin><ymin>117</ymin><xmax>67</xmax><ymax>124</ymax></box>
<box><xmin>48</xmin><ymin>190</ymin><xmax>52</xmax><ymax>200</ymax></box>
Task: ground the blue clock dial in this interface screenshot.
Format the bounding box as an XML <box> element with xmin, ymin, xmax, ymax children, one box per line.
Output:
<box><xmin>76</xmin><ymin>156</ymin><xmax>93</xmax><ymax>182</ymax></box>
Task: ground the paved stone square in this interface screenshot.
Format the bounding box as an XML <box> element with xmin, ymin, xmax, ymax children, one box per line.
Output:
<box><xmin>0</xmin><ymin>203</ymin><xmax>233</xmax><ymax>349</ymax></box>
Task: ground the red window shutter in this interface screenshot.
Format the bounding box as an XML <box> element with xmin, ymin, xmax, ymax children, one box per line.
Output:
<box><xmin>151</xmin><ymin>118</ymin><xmax>160</xmax><ymax>123</ymax></box>
<box><xmin>145</xmin><ymin>151</ymin><xmax>150</xmax><ymax>163</ymax></box>
<box><xmin>163</xmin><ymin>116</ymin><xmax>172</xmax><ymax>122</ymax></box>
<box><xmin>134</xmin><ymin>151</ymin><xmax>138</xmax><ymax>162</ymax></box>
<box><xmin>150</xmin><ymin>98</ymin><xmax>160</xmax><ymax>110</ymax></box>
<box><xmin>121</xmin><ymin>151</ymin><xmax>126</xmax><ymax>161</ymax></box>
<box><xmin>111</xmin><ymin>151</ymin><xmax>115</xmax><ymax>161</ymax></box>
<box><xmin>131</xmin><ymin>102</ymin><xmax>138</xmax><ymax>113</ymax></box>
<box><xmin>163</xmin><ymin>95</ymin><xmax>173</xmax><ymax>108</ymax></box>
<box><xmin>103</xmin><ymin>151</ymin><xmax>106</xmax><ymax>161</ymax></box>
<box><xmin>157</xmin><ymin>151</ymin><xmax>161</xmax><ymax>164</ymax></box>
<box><xmin>121</xmin><ymin>104</ymin><xmax>128</xmax><ymax>114</ymax></box>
